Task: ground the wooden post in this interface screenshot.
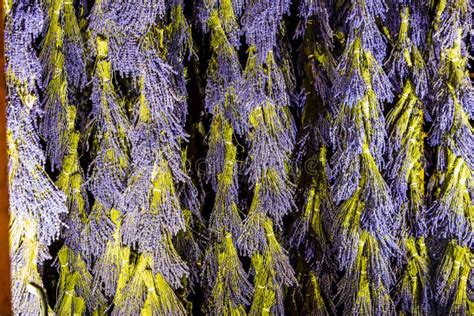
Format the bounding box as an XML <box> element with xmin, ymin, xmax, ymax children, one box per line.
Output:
<box><xmin>0</xmin><ymin>0</ymin><xmax>12</xmax><ymax>314</ymax></box>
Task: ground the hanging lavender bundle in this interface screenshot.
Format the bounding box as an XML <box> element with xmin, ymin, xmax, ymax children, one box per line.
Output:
<box><xmin>119</xmin><ymin>44</ymin><xmax>190</xmax><ymax>290</ymax></box>
<box><xmin>235</xmin><ymin>1</ymin><xmax>298</xmax><ymax>314</ymax></box>
<box><xmin>329</xmin><ymin>0</ymin><xmax>399</xmax><ymax>314</ymax></box>
<box><xmin>82</xmin><ymin>35</ymin><xmax>128</xmax><ymax>260</ymax></box>
<box><xmin>35</xmin><ymin>1</ymin><xmax>105</xmax><ymax>313</ymax></box>
<box><xmin>81</xmin><ymin>5</ymin><xmax>132</xmax><ymax>308</ymax></box>
<box><xmin>89</xmin><ymin>1</ymin><xmax>194</xmax><ymax>314</ymax></box>
<box><xmin>5</xmin><ymin>0</ymin><xmax>67</xmax><ymax>314</ymax></box>
<box><xmin>54</xmin><ymin>105</ymin><xmax>106</xmax><ymax>314</ymax></box>
<box><xmin>200</xmin><ymin>6</ymin><xmax>253</xmax><ymax>314</ymax></box>
<box><xmin>385</xmin><ymin>3</ymin><xmax>432</xmax><ymax>314</ymax></box>
<box><xmin>162</xmin><ymin>3</ymin><xmax>203</xmax><ymax>291</ymax></box>
<box><xmin>39</xmin><ymin>0</ymin><xmax>87</xmax><ymax>171</ymax></box>
<box><xmin>428</xmin><ymin>0</ymin><xmax>473</xmax><ymax>314</ymax></box>
<box><xmin>194</xmin><ymin>0</ymin><xmax>243</xmax><ymax>43</ymax></box>
<box><xmin>288</xmin><ymin>0</ymin><xmax>336</xmax><ymax>314</ymax></box>
<box><xmin>163</xmin><ymin>0</ymin><xmax>196</xmax><ymax>134</ymax></box>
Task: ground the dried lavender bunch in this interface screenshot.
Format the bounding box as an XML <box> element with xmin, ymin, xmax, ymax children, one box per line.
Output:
<box><xmin>202</xmin><ymin>3</ymin><xmax>243</xmax><ymax>195</ymax></box>
<box><xmin>428</xmin><ymin>0</ymin><xmax>473</xmax><ymax>248</ymax></box>
<box><xmin>37</xmin><ymin>1</ymin><xmax>101</xmax><ymax>310</ymax></box>
<box><xmin>239</xmin><ymin>48</ymin><xmax>296</xmax><ymax>227</ymax></box>
<box><xmin>119</xmin><ymin>41</ymin><xmax>190</xmax><ymax>287</ymax></box>
<box><xmin>200</xmin><ymin>9</ymin><xmax>252</xmax><ymax>314</ymax></box>
<box><xmin>427</xmin><ymin>1</ymin><xmax>473</xmax><ymax>314</ymax></box>
<box><xmin>329</xmin><ymin>0</ymin><xmax>400</xmax><ymax>314</ymax></box>
<box><xmin>112</xmin><ymin>254</ymin><xmax>186</xmax><ymax>315</ymax></box>
<box><xmin>40</xmin><ymin>0</ymin><xmax>86</xmax><ymax>171</ymax></box>
<box><xmin>241</xmin><ymin>0</ymin><xmax>291</xmax><ymax>63</ymax></box>
<box><xmin>162</xmin><ymin>4</ymin><xmax>204</xmax><ymax>293</ymax></box>
<box><xmin>53</xmin><ymin>104</ymin><xmax>108</xmax><ymax>314</ymax></box>
<box><xmin>433</xmin><ymin>240</ymin><xmax>473</xmax><ymax>315</ymax></box>
<box><xmin>163</xmin><ymin>0</ymin><xmax>195</xmax><ymax>123</ymax></box>
<box><xmin>236</xmin><ymin>3</ymin><xmax>297</xmax><ymax>310</ymax></box>
<box><xmin>87</xmin><ymin>2</ymin><xmax>191</xmax><ymax>313</ymax></box>
<box><xmin>385</xmin><ymin>4</ymin><xmax>433</xmax><ymax>315</ymax></box>
<box><xmin>194</xmin><ymin>0</ymin><xmax>243</xmax><ymax>42</ymax></box>
<box><xmin>86</xmin><ymin>1</ymin><xmax>196</xmax><ymax>312</ymax></box>
<box><xmin>203</xmin><ymin>1</ymin><xmax>244</xmax><ymax>132</ymax></box>
<box><xmin>288</xmin><ymin>1</ymin><xmax>336</xmax><ymax>313</ymax></box>
<box><xmin>81</xmin><ymin>36</ymin><xmax>128</xmax><ymax>266</ymax></box>
<box><xmin>55</xmin><ymin>108</ymin><xmax>88</xmax><ymax>251</ymax></box>
<box><xmin>5</xmin><ymin>0</ymin><xmax>67</xmax><ymax>314</ymax></box>
<box><xmin>77</xmin><ymin>12</ymin><xmax>131</xmax><ymax>307</ymax></box>
<box><xmin>42</xmin><ymin>10</ymin><xmax>92</xmax><ymax>263</ymax></box>
<box><xmin>54</xmin><ymin>246</ymin><xmax>106</xmax><ymax>314</ymax></box>
<box><xmin>291</xmin><ymin>1</ymin><xmax>335</xmax><ymax>259</ymax></box>
<box><xmin>88</xmin><ymin>0</ymin><xmax>166</xmax><ymax>78</ymax></box>
<box><xmin>294</xmin><ymin>0</ymin><xmax>333</xmax><ymax>45</ymax></box>
<box><xmin>6</xmin><ymin>84</ymin><xmax>66</xmax><ymax>256</ymax></box>
<box><xmin>86</xmin><ymin>35</ymin><xmax>130</xmax><ymax>211</ymax></box>
<box><xmin>93</xmin><ymin>2</ymin><xmax>194</xmax><ymax>312</ymax></box>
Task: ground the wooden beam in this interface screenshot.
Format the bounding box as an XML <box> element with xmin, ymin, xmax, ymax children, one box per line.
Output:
<box><xmin>0</xmin><ymin>0</ymin><xmax>12</xmax><ymax>314</ymax></box>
